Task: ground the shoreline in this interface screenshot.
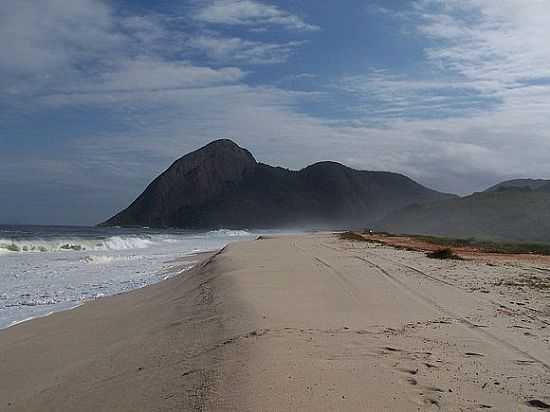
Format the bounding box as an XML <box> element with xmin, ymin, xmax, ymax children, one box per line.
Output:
<box><xmin>0</xmin><ymin>249</ymin><xmax>215</xmax><ymax>332</ymax></box>
<box><xmin>1</xmin><ymin>249</ymin><xmax>224</xmax><ymax>411</ymax></box>
<box><xmin>5</xmin><ymin>303</ymin><xmax>82</xmax><ymax>330</ymax></box>
<box><xmin>1</xmin><ymin>233</ymin><xmax>549</xmax><ymax>410</ymax></box>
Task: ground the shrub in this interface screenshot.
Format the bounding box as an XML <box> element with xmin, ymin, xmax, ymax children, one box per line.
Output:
<box><xmin>426</xmin><ymin>248</ymin><xmax>462</xmax><ymax>260</ymax></box>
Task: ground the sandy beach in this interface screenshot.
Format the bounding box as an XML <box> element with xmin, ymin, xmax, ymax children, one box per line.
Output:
<box><xmin>1</xmin><ymin>233</ymin><xmax>550</xmax><ymax>411</ymax></box>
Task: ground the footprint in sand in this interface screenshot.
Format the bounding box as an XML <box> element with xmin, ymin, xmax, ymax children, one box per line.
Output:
<box><xmin>407</xmin><ymin>377</ymin><xmax>418</xmax><ymax>386</ymax></box>
<box><xmin>398</xmin><ymin>367</ymin><xmax>419</xmax><ymax>376</ymax></box>
<box><xmin>464</xmin><ymin>352</ymin><xmax>485</xmax><ymax>357</ymax></box>
<box><xmin>422</xmin><ymin>397</ymin><xmax>441</xmax><ymax>410</ymax></box>
<box><xmin>526</xmin><ymin>399</ymin><xmax>550</xmax><ymax>409</ymax></box>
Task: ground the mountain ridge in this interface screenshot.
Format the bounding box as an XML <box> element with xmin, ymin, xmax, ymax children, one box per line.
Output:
<box><xmin>102</xmin><ymin>139</ymin><xmax>455</xmax><ymax>229</ymax></box>
<box><xmin>485</xmin><ymin>178</ymin><xmax>550</xmax><ymax>193</ymax></box>
<box><xmin>378</xmin><ymin>189</ymin><xmax>550</xmax><ymax>243</ymax></box>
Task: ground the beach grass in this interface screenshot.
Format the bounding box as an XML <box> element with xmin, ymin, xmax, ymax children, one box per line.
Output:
<box><xmin>408</xmin><ymin>234</ymin><xmax>550</xmax><ymax>256</ymax></box>
<box><xmin>339</xmin><ymin>231</ymin><xmax>386</xmax><ymax>245</ymax></box>
<box><xmin>426</xmin><ymin>247</ymin><xmax>463</xmax><ymax>260</ymax></box>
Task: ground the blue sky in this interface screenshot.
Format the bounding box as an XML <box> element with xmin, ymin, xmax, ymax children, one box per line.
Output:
<box><xmin>2</xmin><ymin>0</ymin><xmax>550</xmax><ymax>225</ymax></box>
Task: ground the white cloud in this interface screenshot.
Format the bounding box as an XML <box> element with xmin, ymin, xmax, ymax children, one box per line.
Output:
<box><xmin>343</xmin><ymin>0</ymin><xmax>550</xmax><ymax>121</ymax></box>
<box><xmin>194</xmin><ymin>0</ymin><xmax>320</xmax><ymax>31</ymax></box>
<box><xmin>0</xmin><ymin>0</ymin><xmax>245</xmax><ymax>101</ymax></box>
<box><xmin>4</xmin><ymin>0</ymin><xmax>550</xmax><ymax>225</ymax></box>
<box><xmin>331</xmin><ymin>0</ymin><xmax>550</xmax><ymax>188</ymax></box>
<box><xmin>339</xmin><ymin>71</ymin><xmax>495</xmax><ymax>121</ymax></box>
<box><xmin>418</xmin><ymin>0</ymin><xmax>550</xmax><ymax>87</ymax></box>
<box><xmin>96</xmin><ymin>58</ymin><xmax>244</xmax><ymax>92</ymax></box>
<box><xmin>0</xmin><ymin>0</ymin><xmax>121</xmax><ymax>75</ymax></box>
<box><xmin>188</xmin><ymin>34</ymin><xmax>304</xmax><ymax>64</ymax></box>
<box><xmin>346</xmin><ymin>0</ymin><xmax>550</xmax><ymax>120</ymax></box>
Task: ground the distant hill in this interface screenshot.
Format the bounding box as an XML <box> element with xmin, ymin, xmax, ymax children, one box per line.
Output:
<box><xmin>485</xmin><ymin>178</ymin><xmax>550</xmax><ymax>193</ymax></box>
<box><xmin>101</xmin><ymin>139</ymin><xmax>455</xmax><ymax>229</ymax></box>
<box><xmin>378</xmin><ymin>189</ymin><xmax>550</xmax><ymax>243</ymax></box>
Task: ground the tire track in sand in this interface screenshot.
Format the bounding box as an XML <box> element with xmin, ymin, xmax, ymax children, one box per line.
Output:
<box><xmin>319</xmin><ymin>239</ymin><xmax>550</xmax><ymax>373</ymax></box>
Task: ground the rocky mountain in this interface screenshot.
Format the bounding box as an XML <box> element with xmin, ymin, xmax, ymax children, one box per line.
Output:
<box><xmin>378</xmin><ymin>189</ymin><xmax>550</xmax><ymax>243</ymax></box>
<box><xmin>101</xmin><ymin>139</ymin><xmax>455</xmax><ymax>229</ymax></box>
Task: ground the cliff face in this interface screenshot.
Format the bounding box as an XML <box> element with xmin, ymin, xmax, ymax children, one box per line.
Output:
<box><xmin>102</xmin><ymin>139</ymin><xmax>455</xmax><ymax>229</ymax></box>
<box><xmin>104</xmin><ymin>139</ymin><xmax>256</xmax><ymax>227</ymax></box>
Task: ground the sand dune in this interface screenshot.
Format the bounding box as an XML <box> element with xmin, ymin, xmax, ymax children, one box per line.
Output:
<box><xmin>1</xmin><ymin>234</ymin><xmax>549</xmax><ymax>411</ymax></box>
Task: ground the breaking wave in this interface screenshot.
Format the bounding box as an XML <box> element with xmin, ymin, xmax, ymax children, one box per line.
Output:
<box><xmin>0</xmin><ymin>235</ymin><xmax>154</xmax><ymax>253</ymax></box>
<box><xmin>0</xmin><ymin>229</ymin><xmax>253</xmax><ymax>254</ymax></box>
<box><xmin>205</xmin><ymin>229</ymin><xmax>252</xmax><ymax>237</ymax></box>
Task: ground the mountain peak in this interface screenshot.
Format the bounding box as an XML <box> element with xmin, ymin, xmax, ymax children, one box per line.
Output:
<box><xmin>102</xmin><ymin>139</ymin><xmax>452</xmax><ymax>229</ymax></box>
<box><xmin>203</xmin><ymin>138</ymin><xmax>242</xmax><ymax>150</ymax></box>
<box><xmin>183</xmin><ymin>138</ymin><xmax>256</xmax><ymax>165</ymax></box>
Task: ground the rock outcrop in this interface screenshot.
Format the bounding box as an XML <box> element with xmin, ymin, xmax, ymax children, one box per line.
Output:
<box><xmin>101</xmin><ymin>139</ymin><xmax>455</xmax><ymax>229</ymax></box>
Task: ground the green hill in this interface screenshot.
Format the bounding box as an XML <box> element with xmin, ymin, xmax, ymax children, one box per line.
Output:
<box><xmin>378</xmin><ymin>190</ymin><xmax>550</xmax><ymax>243</ymax></box>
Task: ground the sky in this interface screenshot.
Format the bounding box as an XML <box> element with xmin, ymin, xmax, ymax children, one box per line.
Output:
<box><xmin>2</xmin><ymin>0</ymin><xmax>550</xmax><ymax>225</ymax></box>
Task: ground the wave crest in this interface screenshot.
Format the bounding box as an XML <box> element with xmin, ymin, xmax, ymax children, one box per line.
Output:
<box><xmin>0</xmin><ymin>229</ymin><xmax>253</xmax><ymax>254</ymax></box>
<box><xmin>0</xmin><ymin>235</ymin><xmax>154</xmax><ymax>253</ymax></box>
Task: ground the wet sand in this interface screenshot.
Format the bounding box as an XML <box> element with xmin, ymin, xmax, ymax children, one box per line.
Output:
<box><xmin>1</xmin><ymin>234</ymin><xmax>549</xmax><ymax>411</ymax></box>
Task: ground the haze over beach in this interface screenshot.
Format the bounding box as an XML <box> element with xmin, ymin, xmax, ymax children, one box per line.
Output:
<box><xmin>2</xmin><ymin>0</ymin><xmax>550</xmax><ymax>411</ymax></box>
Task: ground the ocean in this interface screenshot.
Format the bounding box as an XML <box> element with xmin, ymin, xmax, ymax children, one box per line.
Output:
<box><xmin>0</xmin><ymin>225</ymin><xmax>267</xmax><ymax>330</ymax></box>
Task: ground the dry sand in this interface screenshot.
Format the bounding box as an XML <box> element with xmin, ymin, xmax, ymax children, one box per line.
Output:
<box><xmin>1</xmin><ymin>234</ymin><xmax>549</xmax><ymax>411</ymax></box>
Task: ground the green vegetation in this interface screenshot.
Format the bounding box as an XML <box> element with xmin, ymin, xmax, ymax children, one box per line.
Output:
<box><xmin>410</xmin><ymin>235</ymin><xmax>475</xmax><ymax>248</ymax></box>
<box><xmin>366</xmin><ymin>231</ymin><xmax>392</xmax><ymax>236</ymax></box>
<box><xmin>339</xmin><ymin>231</ymin><xmax>386</xmax><ymax>245</ymax></box>
<box><xmin>409</xmin><ymin>234</ymin><xmax>550</xmax><ymax>256</ymax></box>
<box><xmin>426</xmin><ymin>248</ymin><xmax>463</xmax><ymax>260</ymax></box>
<box><xmin>339</xmin><ymin>231</ymin><xmax>368</xmax><ymax>242</ymax></box>
<box><xmin>378</xmin><ymin>190</ymin><xmax>550</xmax><ymax>245</ymax></box>
<box><xmin>340</xmin><ymin>230</ymin><xmax>550</xmax><ymax>257</ymax></box>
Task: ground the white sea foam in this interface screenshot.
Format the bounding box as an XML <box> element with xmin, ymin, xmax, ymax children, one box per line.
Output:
<box><xmin>0</xmin><ymin>230</ymin><xmax>256</xmax><ymax>254</ymax></box>
<box><xmin>8</xmin><ymin>316</ymin><xmax>38</xmax><ymax>328</ymax></box>
<box><xmin>0</xmin><ymin>235</ymin><xmax>156</xmax><ymax>253</ymax></box>
<box><xmin>6</xmin><ymin>303</ymin><xmax>82</xmax><ymax>330</ymax></box>
<box><xmin>206</xmin><ymin>229</ymin><xmax>253</xmax><ymax>237</ymax></box>
<box><xmin>81</xmin><ymin>255</ymin><xmax>144</xmax><ymax>264</ymax></box>
<box><xmin>98</xmin><ymin>236</ymin><xmax>154</xmax><ymax>250</ymax></box>
<box><xmin>0</xmin><ymin>227</ymin><xmax>263</xmax><ymax>329</ymax></box>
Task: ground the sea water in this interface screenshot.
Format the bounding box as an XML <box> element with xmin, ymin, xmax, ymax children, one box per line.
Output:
<box><xmin>0</xmin><ymin>225</ymin><xmax>262</xmax><ymax>329</ymax></box>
